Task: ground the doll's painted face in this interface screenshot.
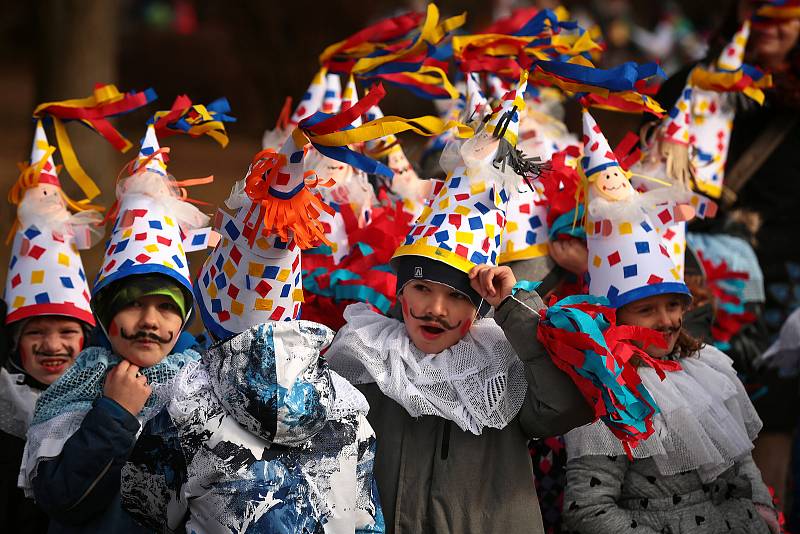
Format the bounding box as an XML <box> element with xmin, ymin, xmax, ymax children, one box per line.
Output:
<box><xmin>591</xmin><ymin>166</ymin><xmax>634</xmax><ymax>202</ymax></box>
<box><xmin>318</xmin><ymin>156</ymin><xmax>353</xmax><ymax>186</ymax></box>
<box><xmin>107</xmin><ymin>295</ymin><xmax>183</xmax><ymax>367</ymax></box>
<box><xmin>398</xmin><ymin>280</ymin><xmax>477</xmax><ymax>354</ymax></box>
<box><xmin>462</xmin><ymin>131</ymin><xmax>500</xmax><ymax>167</ymax></box>
<box><xmin>617</xmin><ymin>293</ymin><xmax>689</xmax><ymax>358</ymax></box>
<box><xmin>18</xmin><ymin>316</ymin><xmax>84</xmax><ymax>384</ymax></box>
<box><xmin>388</xmin><ymin>149</ymin><xmax>421</xmax><ymax>184</ymax></box>
<box><xmin>21</xmin><ymin>184</ymin><xmax>67</xmax><ymax>215</ymax></box>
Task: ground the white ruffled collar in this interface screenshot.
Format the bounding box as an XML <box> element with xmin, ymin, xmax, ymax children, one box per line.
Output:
<box><xmin>565</xmin><ymin>344</ymin><xmax>762</xmax><ymax>482</ymax></box>
<box><xmin>325</xmin><ymin>303</ymin><xmax>527</xmax><ymax>435</ymax></box>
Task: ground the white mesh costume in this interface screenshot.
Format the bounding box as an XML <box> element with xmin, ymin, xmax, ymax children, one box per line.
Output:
<box><xmin>0</xmin><ymin>368</ymin><xmax>41</xmax><ymax>439</ymax></box>
<box><xmin>325</xmin><ymin>303</ymin><xmax>528</xmax><ymax>435</ymax></box>
<box><xmin>565</xmin><ymin>344</ymin><xmax>762</xmax><ymax>482</ymax></box>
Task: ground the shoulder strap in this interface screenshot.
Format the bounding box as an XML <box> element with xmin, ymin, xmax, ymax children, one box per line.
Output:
<box><xmin>722</xmin><ymin>113</ymin><xmax>798</xmax><ymax>207</ymax></box>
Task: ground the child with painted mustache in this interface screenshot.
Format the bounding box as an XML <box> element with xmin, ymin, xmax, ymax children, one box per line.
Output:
<box><xmin>19</xmin><ymin>123</ymin><xmax>212</xmax><ymax>534</ymax></box>
<box><xmin>325</xmin><ymin>71</ymin><xmax>594</xmax><ymax>534</ymax></box>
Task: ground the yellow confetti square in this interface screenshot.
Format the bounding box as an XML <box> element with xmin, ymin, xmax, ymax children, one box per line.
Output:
<box><xmin>122</xmin><ymin>229</ymin><xmax>132</xmax><ymax>239</ymax></box>
<box><xmin>619</xmin><ymin>222</ymin><xmax>632</xmax><ymax>235</ymax></box>
<box><xmin>58</xmin><ymin>253</ymin><xmax>70</xmax><ymax>267</ymax></box>
<box><xmin>255</xmin><ymin>237</ymin><xmax>270</xmax><ymax>250</ymax></box>
<box><xmin>277</xmin><ymin>269</ymin><xmax>290</xmax><ymax>282</ymax></box>
<box><xmin>248</xmin><ymin>262</ymin><xmax>263</xmax><ymax>277</ymax></box>
<box><xmin>455</xmin><ymin>231</ymin><xmax>473</xmax><ymax>245</ymax></box>
<box><xmin>593</xmin><ymin>255</ymin><xmax>602</xmax><ymax>268</ymax></box>
<box><xmin>505</xmin><ymin>221</ymin><xmax>518</xmax><ymax>233</ymax></box>
<box><xmin>454</xmin><ymin>206</ymin><xmax>471</xmax><ymax>217</ymax></box>
<box><xmin>292</xmin><ymin>288</ymin><xmax>305</xmax><ymax>302</ymax></box>
<box><xmin>671</xmin><ymin>268</ymin><xmax>681</xmax><ymax>280</ymax></box>
<box><xmin>162</xmin><ymin>261</ymin><xmax>175</xmax><ymax>269</ymax></box>
<box><xmin>178</xmin><ymin>244</ymin><xmax>184</xmax><ymax>255</ymax></box>
<box><xmin>486</xmin><ymin>224</ymin><xmax>495</xmax><ymax>238</ymax></box>
<box><xmin>30</xmin><ymin>270</ymin><xmax>44</xmax><ymax>284</ymax></box>
<box><xmin>144</xmin><ymin>244</ymin><xmax>159</xmax><ymax>253</ymax></box>
<box><xmin>207</xmin><ymin>282</ymin><xmax>218</xmax><ymax>299</ymax></box>
<box><xmin>223</xmin><ymin>260</ymin><xmax>236</xmax><ymax>279</ymax></box>
<box><xmin>164</xmin><ymin>216</ymin><xmax>174</xmax><ymax>227</ymax></box>
<box><xmin>417</xmin><ymin>207</ymin><xmax>432</xmax><ymax>223</ymax></box>
<box><xmin>470</xmin><ymin>180</ymin><xmax>486</xmax><ymax>195</ymax></box>
<box><xmin>231</xmin><ymin>300</ymin><xmax>244</xmax><ymax>316</ymax></box>
<box><xmin>12</xmin><ymin>296</ymin><xmax>25</xmax><ymax>308</ymax></box>
<box><xmin>255</xmin><ymin>298</ymin><xmax>273</xmax><ymax>311</ymax></box>
<box><xmin>673</xmin><ymin>243</ymin><xmax>683</xmax><ymax>255</ymax></box>
<box><xmin>438</xmin><ymin>197</ymin><xmax>450</xmax><ymax>210</ymax></box>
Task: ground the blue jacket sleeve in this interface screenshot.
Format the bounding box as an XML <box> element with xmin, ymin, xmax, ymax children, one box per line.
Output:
<box><xmin>32</xmin><ymin>396</ymin><xmax>140</xmax><ymax>525</ymax></box>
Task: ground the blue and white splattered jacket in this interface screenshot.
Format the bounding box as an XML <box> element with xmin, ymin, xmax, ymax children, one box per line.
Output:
<box><xmin>121</xmin><ymin>321</ymin><xmax>384</xmax><ymax>533</ymax></box>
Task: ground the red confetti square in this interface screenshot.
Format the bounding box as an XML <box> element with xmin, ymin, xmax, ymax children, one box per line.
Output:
<box><xmin>255</xmin><ymin>280</ymin><xmax>272</xmax><ymax>298</ymax></box>
<box><xmin>11</xmin><ymin>274</ymin><xmax>21</xmax><ymax>288</ymax></box>
<box><xmin>157</xmin><ymin>235</ymin><xmax>172</xmax><ymax>246</ymax></box>
<box><xmin>647</xmin><ymin>275</ymin><xmax>663</xmax><ymax>285</ymax></box>
<box><xmin>230</xmin><ymin>246</ymin><xmax>242</xmax><ymax>264</ymax></box>
<box><xmin>135</xmin><ymin>232</ymin><xmax>147</xmax><ymax>241</ymax></box>
<box><xmin>227</xmin><ymin>285</ymin><xmax>240</xmax><ymax>299</ymax></box>
<box><xmin>217</xmin><ymin>310</ymin><xmax>230</xmax><ymax>322</ymax></box>
<box><xmin>607</xmin><ymin>251</ymin><xmax>621</xmax><ymax>266</ymax></box>
<box><xmin>28</xmin><ymin>245</ymin><xmax>46</xmax><ymax>260</ymax></box>
<box><xmin>135</xmin><ymin>253</ymin><xmax>151</xmax><ymax>263</ymax></box>
<box><xmin>455</xmin><ymin>244</ymin><xmax>469</xmax><ymax>258</ymax></box>
<box><xmin>657</xmin><ymin>209</ymin><xmax>672</xmax><ymax>225</ymax></box>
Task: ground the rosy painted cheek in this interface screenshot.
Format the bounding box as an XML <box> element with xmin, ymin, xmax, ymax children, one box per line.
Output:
<box><xmin>108</xmin><ymin>321</ymin><xmax>120</xmax><ymax>337</ymax></box>
<box><xmin>400</xmin><ymin>298</ymin><xmax>409</xmax><ymax>318</ymax></box>
<box><xmin>459</xmin><ymin>319</ymin><xmax>472</xmax><ymax>337</ymax></box>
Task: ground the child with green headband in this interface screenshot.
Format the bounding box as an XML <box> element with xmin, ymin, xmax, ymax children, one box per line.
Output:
<box><xmin>18</xmin><ymin>273</ymin><xmax>201</xmax><ymax>533</ymax></box>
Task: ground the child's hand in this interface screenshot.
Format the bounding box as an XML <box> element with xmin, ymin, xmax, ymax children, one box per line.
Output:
<box><xmin>550</xmin><ymin>239</ymin><xmax>588</xmax><ymax>276</ymax></box>
<box><xmin>103</xmin><ymin>360</ymin><xmax>152</xmax><ymax>416</ymax></box>
<box><xmin>469</xmin><ymin>265</ymin><xmax>517</xmax><ymax>308</ymax></box>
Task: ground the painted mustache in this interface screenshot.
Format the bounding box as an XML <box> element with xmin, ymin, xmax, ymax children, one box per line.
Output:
<box><xmin>120</xmin><ymin>328</ymin><xmax>174</xmax><ymax>344</ymax></box>
<box><xmin>31</xmin><ymin>345</ymin><xmax>75</xmax><ymax>359</ymax></box>
<box><xmin>409</xmin><ymin>308</ymin><xmax>462</xmax><ymax>331</ymax></box>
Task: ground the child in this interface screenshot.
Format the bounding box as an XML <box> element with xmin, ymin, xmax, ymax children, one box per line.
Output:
<box><xmin>325</xmin><ymin>72</ymin><xmax>593</xmax><ymax>533</ymax></box>
<box><xmin>119</xmin><ymin>102</ymin><xmax>434</xmax><ymax>533</ymax></box>
<box><xmin>559</xmin><ymin>109</ymin><xmax>778</xmax><ymax>533</ymax></box>
<box><xmin>18</xmin><ymin>125</ymin><xmax>211</xmax><ymax>532</ymax></box>
<box><xmin>1</xmin><ymin>122</ymin><xmax>102</xmax><ymax>533</ymax></box>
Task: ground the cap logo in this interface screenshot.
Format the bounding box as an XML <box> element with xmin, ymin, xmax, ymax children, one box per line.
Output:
<box><xmin>414</xmin><ymin>266</ymin><xmax>423</xmax><ymax>278</ymax></box>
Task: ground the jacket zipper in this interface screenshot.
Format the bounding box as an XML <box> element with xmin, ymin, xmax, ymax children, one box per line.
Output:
<box><xmin>440</xmin><ymin>421</ymin><xmax>451</xmax><ymax>460</ymax></box>
<box><xmin>66</xmin><ymin>458</ymin><xmax>114</xmax><ymax>511</ymax></box>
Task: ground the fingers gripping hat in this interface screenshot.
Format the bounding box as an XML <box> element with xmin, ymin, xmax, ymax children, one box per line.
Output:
<box><xmin>93</xmin><ymin>124</ymin><xmax>212</xmax><ymax>319</ymax></box>
<box><xmin>5</xmin><ymin>122</ymin><xmax>100</xmax><ymax>326</ymax></box>
<box><xmin>582</xmin><ymin>109</ymin><xmax>691</xmax><ymax>308</ymax></box>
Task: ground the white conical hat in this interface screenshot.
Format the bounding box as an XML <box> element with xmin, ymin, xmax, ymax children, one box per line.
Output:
<box><xmin>499</xmin><ymin>185</ymin><xmax>550</xmax><ymax>263</ymax></box>
<box><xmin>289</xmin><ymin>67</ymin><xmax>328</xmax><ymax>126</ymax></box>
<box><xmin>464</xmin><ymin>72</ymin><xmax>490</xmax><ymax>123</ymax></box>
<box><xmin>30</xmin><ymin>120</ymin><xmax>59</xmax><ymax>187</ymax></box>
<box><xmin>94</xmin><ymin>126</ymin><xmax>211</xmax><ymax>300</ymax></box>
<box><xmin>195</xmin><ymin>134</ymin><xmax>318</xmax><ymax>339</ymax></box>
<box><xmin>717</xmin><ymin>20</ymin><xmax>750</xmax><ymax>72</ymax></box>
<box><xmin>661</xmin><ymin>84</ymin><xmax>692</xmax><ymax>145</ymax></box>
<box><xmin>4</xmin><ymin>124</ymin><xmax>95</xmax><ymax>326</ymax></box>
<box><xmin>320</xmin><ymin>73</ymin><xmax>342</xmax><ymax>114</ymax></box>
<box><xmin>484</xmin><ymin>70</ymin><xmax>528</xmax><ymax>147</ymax></box>
<box><xmin>582</xmin><ymin>110</ymin><xmax>690</xmax><ymax>307</ymax></box>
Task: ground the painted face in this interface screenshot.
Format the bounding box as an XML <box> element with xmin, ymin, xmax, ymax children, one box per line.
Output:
<box><xmin>398</xmin><ymin>280</ymin><xmax>477</xmax><ymax>354</ymax></box>
<box><xmin>318</xmin><ymin>156</ymin><xmax>353</xmax><ymax>187</ymax></box>
<box><xmin>387</xmin><ymin>150</ymin><xmax>421</xmax><ymax>184</ymax></box>
<box><xmin>591</xmin><ymin>167</ymin><xmax>634</xmax><ymax>202</ymax></box>
<box><xmin>21</xmin><ymin>184</ymin><xmax>67</xmax><ymax>216</ymax></box>
<box><xmin>18</xmin><ymin>316</ymin><xmax>84</xmax><ymax>384</ymax></box>
<box><xmin>107</xmin><ymin>294</ymin><xmax>183</xmax><ymax>367</ymax></box>
<box><xmin>463</xmin><ymin>131</ymin><xmax>500</xmax><ymax>167</ymax></box>
<box><xmin>617</xmin><ymin>293</ymin><xmax>688</xmax><ymax>358</ymax></box>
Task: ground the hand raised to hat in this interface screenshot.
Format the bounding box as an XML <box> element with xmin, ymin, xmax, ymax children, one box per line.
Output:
<box><xmin>469</xmin><ymin>265</ymin><xmax>517</xmax><ymax>308</ymax></box>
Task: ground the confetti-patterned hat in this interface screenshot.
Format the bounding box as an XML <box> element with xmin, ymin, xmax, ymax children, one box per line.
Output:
<box><xmin>194</xmin><ymin>133</ymin><xmax>314</xmax><ymax>339</ymax></box>
<box><xmin>464</xmin><ymin>72</ymin><xmax>490</xmax><ymax>124</ymax></box>
<box><xmin>690</xmin><ymin>21</ymin><xmax>751</xmax><ymax>198</ymax></box>
<box><xmin>662</xmin><ymin>85</ymin><xmax>692</xmax><ymax>145</ymax></box>
<box><xmin>289</xmin><ymin>67</ymin><xmax>329</xmax><ymax>126</ymax></box>
<box><xmin>5</xmin><ymin>122</ymin><xmax>97</xmax><ymax>325</ymax></box>
<box><xmin>582</xmin><ymin>110</ymin><xmax>690</xmax><ymax>307</ymax></box>
<box><xmin>93</xmin><ymin>125</ymin><xmax>212</xmax><ymax>305</ymax></box>
<box><xmin>320</xmin><ymin>72</ymin><xmax>342</xmax><ymax>114</ymax></box>
<box><xmin>484</xmin><ymin>71</ymin><xmax>528</xmax><ymax>147</ymax></box>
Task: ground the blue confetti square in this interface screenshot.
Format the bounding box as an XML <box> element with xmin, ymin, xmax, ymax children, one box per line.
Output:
<box><xmin>623</xmin><ymin>264</ymin><xmax>638</xmax><ymax>278</ymax></box>
<box><xmin>60</xmin><ymin>276</ymin><xmax>74</xmax><ymax>288</ymax></box>
<box><xmin>635</xmin><ymin>241</ymin><xmax>650</xmax><ymax>254</ymax></box>
<box><xmin>149</xmin><ymin>220</ymin><xmax>163</xmax><ymax>230</ymax></box>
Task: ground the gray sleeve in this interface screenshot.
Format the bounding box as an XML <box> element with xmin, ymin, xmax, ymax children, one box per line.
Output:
<box><xmin>493</xmin><ymin>290</ymin><xmax>593</xmax><ymax>439</ymax></box>
<box><xmin>736</xmin><ymin>453</ymin><xmax>774</xmax><ymax>507</ymax></box>
<box><xmin>563</xmin><ymin>455</ymin><xmax>659</xmax><ymax>534</ymax></box>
